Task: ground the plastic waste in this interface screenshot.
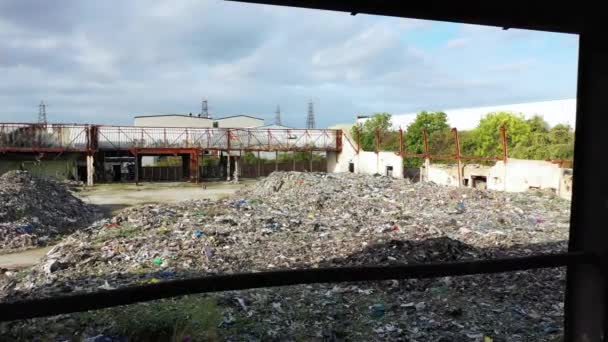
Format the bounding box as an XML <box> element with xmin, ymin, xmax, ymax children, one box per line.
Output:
<box><xmin>370</xmin><ymin>303</ymin><xmax>385</xmax><ymax>318</ymax></box>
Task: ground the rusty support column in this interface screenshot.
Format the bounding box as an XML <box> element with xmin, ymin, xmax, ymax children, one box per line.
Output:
<box><xmin>189</xmin><ymin>151</ymin><xmax>199</xmax><ymax>183</ymax></box>
<box><xmin>399</xmin><ymin>128</ymin><xmax>404</xmax><ymax>156</ymax></box>
<box><xmin>453</xmin><ymin>128</ymin><xmax>462</xmax><ymax>187</ymax></box>
<box><xmin>226</xmin><ymin>153</ymin><xmax>231</xmax><ymax>181</ymax></box>
<box><xmin>234</xmin><ymin>153</ymin><xmax>239</xmax><ymax>183</ymax></box>
<box><xmin>199</xmin><ymin>150</ymin><xmax>205</xmax><ymax>180</ymax></box>
<box><xmin>309</xmin><ymin>150</ymin><xmax>313</xmax><ymax>172</ymax></box>
<box><xmin>565</xmin><ymin>29</ymin><xmax>608</xmax><ymax>341</ymax></box>
<box><xmin>500</xmin><ymin>126</ymin><xmax>508</xmax><ymax>191</ymax></box>
<box><xmin>134</xmin><ymin>152</ymin><xmax>139</xmax><ymax>185</ymax></box>
<box><xmin>275</xmin><ymin>151</ymin><xmax>278</xmax><ymax>171</ymax></box>
<box><xmin>500</xmin><ymin>125</ymin><xmax>508</xmax><ymax>163</ymax></box>
<box><xmin>257</xmin><ymin>151</ymin><xmax>261</xmax><ymax>178</ymax></box>
<box><xmin>423</xmin><ymin>128</ymin><xmax>430</xmax><ymax>182</ymax></box>
<box><xmin>375</xmin><ymin>128</ymin><xmax>380</xmax><ymax>154</ymax></box>
<box><xmin>292</xmin><ymin>151</ymin><xmax>296</xmax><ymax>171</ymax></box>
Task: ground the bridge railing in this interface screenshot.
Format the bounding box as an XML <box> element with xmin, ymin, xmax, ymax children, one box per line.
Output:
<box><xmin>0</xmin><ymin>123</ymin><xmax>342</xmax><ymax>152</ymax></box>
<box><xmin>0</xmin><ymin>123</ymin><xmax>89</xmax><ymax>152</ymax></box>
<box><xmin>96</xmin><ymin>126</ymin><xmax>341</xmax><ymax>151</ymax></box>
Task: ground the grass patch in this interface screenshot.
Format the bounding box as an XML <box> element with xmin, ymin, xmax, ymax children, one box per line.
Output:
<box><xmin>79</xmin><ymin>296</ymin><xmax>221</xmax><ymax>341</ymax></box>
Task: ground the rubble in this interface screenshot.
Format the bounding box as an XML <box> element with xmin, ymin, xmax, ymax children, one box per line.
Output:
<box><xmin>0</xmin><ymin>172</ymin><xmax>571</xmax><ymax>340</ymax></box>
<box><xmin>0</xmin><ymin>170</ymin><xmax>100</xmax><ymax>253</ymax></box>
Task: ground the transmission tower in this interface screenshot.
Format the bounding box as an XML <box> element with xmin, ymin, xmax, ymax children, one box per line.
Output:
<box><xmin>274</xmin><ymin>105</ymin><xmax>282</xmax><ymax>126</ymax></box>
<box><xmin>38</xmin><ymin>101</ymin><xmax>47</xmax><ymax>124</ymax></box>
<box><xmin>201</xmin><ymin>99</ymin><xmax>209</xmax><ymax>118</ymax></box>
<box><xmin>306</xmin><ymin>100</ymin><xmax>315</xmax><ymax>129</ymax></box>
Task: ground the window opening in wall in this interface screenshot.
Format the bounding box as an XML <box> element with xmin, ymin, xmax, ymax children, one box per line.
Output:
<box><xmin>386</xmin><ymin>165</ymin><xmax>393</xmax><ymax>177</ymax></box>
<box><xmin>348</xmin><ymin>162</ymin><xmax>354</xmax><ymax>173</ymax></box>
<box><xmin>472</xmin><ymin>175</ymin><xmax>487</xmax><ymax>189</ymax></box>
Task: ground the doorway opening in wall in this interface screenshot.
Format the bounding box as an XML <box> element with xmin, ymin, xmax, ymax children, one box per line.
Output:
<box><xmin>77</xmin><ymin>165</ymin><xmax>86</xmax><ymax>182</ymax></box>
<box><xmin>471</xmin><ymin>175</ymin><xmax>487</xmax><ymax>189</ymax></box>
<box><xmin>386</xmin><ymin>165</ymin><xmax>393</xmax><ymax>177</ymax></box>
<box><xmin>112</xmin><ymin>165</ymin><xmax>121</xmax><ymax>182</ymax></box>
<box><xmin>348</xmin><ymin>162</ymin><xmax>354</xmax><ymax>173</ymax></box>
<box><xmin>463</xmin><ymin>178</ymin><xmax>469</xmax><ymax>187</ymax></box>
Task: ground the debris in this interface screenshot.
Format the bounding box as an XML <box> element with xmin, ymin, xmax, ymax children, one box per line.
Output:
<box><xmin>0</xmin><ymin>170</ymin><xmax>100</xmax><ymax>253</ymax></box>
<box><xmin>0</xmin><ymin>172</ymin><xmax>571</xmax><ymax>341</ymax></box>
<box><xmin>370</xmin><ymin>303</ymin><xmax>386</xmax><ymax>318</ymax></box>
<box><xmin>98</xmin><ymin>281</ymin><xmax>115</xmax><ymax>291</ymax></box>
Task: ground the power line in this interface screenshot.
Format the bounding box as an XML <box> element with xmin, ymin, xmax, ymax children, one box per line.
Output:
<box><xmin>306</xmin><ymin>100</ymin><xmax>315</xmax><ymax>129</ymax></box>
<box><xmin>38</xmin><ymin>101</ymin><xmax>47</xmax><ymax>124</ymax></box>
<box><xmin>275</xmin><ymin>105</ymin><xmax>282</xmax><ymax>126</ymax></box>
<box><xmin>201</xmin><ymin>99</ymin><xmax>209</xmax><ymax>118</ymax></box>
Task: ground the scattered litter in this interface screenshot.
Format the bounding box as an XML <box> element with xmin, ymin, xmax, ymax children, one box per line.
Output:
<box><xmin>370</xmin><ymin>303</ymin><xmax>386</xmax><ymax>318</ymax></box>
<box><xmin>0</xmin><ymin>172</ymin><xmax>571</xmax><ymax>340</ymax></box>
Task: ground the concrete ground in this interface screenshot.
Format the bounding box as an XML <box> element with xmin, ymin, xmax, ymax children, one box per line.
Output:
<box><xmin>0</xmin><ymin>180</ymin><xmax>255</xmax><ymax>270</ymax></box>
<box><xmin>76</xmin><ymin>180</ymin><xmax>256</xmax><ymax>215</ymax></box>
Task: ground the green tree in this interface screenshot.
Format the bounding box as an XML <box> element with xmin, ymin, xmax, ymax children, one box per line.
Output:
<box><xmin>547</xmin><ymin>124</ymin><xmax>575</xmax><ymax>159</ymax></box>
<box><xmin>458</xmin><ymin>130</ymin><xmax>477</xmax><ymax>157</ymax></box>
<box><xmin>350</xmin><ymin>113</ymin><xmax>398</xmax><ymax>151</ymax></box>
<box><xmin>428</xmin><ymin>129</ymin><xmax>455</xmax><ymax>157</ymax></box>
<box><xmin>404</xmin><ymin>111</ymin><xmax>449</xmax><ymax>166</ymax></box>
<box><xmin>471</xmin><ymin>112</ymin><xmax>532</xmax><ymax>159</ymax></box>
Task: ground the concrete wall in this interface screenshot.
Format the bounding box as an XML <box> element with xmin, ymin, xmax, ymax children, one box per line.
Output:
<box><xmin>487</xmin><ymin>159</ymin><xmax>563</xmax><ymax>193</ymax></box>
<box><xmin>215</xmin><ymin>116</ymin><xmax>264</xmax><ymax>128</ymax></box>
<box><xmin>134</xmin><ymin>116</ymin><xmax>213</xmax><ymax>128</ymax></box>
<box><xmin>425</xmin><ymin>164</ymin><xmax>460</xmax><ymax>187</ymax></box>
<box><xmin>423</xmin><ymin>159</ymin><xmax>572</xmax><ymax>199</ymax></box>
<box><xmin>327</xmin><ymin>132</ymin><xmax>403</xmax><ymax>178</ymax></box>
<box><xmin>0</xmin><ymin>159</ymin><xmax>78</xmax><ymax>180</ymax></box>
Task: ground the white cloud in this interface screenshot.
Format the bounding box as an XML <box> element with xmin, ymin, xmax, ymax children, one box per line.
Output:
<box><xmin>0</xmin><ymin>1</ymin><xmax>578</xmax><ymax>128</ymax></box>
<box><xmin>445</xmin><ymin>38</ymin><xmax>470</xmax><ymax>49</ymax></box>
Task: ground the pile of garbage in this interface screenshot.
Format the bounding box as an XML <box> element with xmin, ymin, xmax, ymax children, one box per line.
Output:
<box><xmin>0</xmin><ymin>172</ymin><xmax>571</xmax><ymax>341</ymax></box>
<box><xmin>0</xmin><ymin>170</ymin><xmax>100</xmax><ymax>252</ymax></box>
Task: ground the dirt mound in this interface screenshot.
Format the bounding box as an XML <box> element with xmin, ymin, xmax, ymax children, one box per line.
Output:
<box><xmin>0</xmin><ymin>170</ymin><xmax>100</xmax><ymax>252</ymax></box>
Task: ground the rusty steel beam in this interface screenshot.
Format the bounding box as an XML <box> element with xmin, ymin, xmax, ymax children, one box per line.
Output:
<box><xmin>500</xmin><ymin>126</ymin><xmax>508</xmax><ymax>163</ymax></box>
<box><xmin>128</xmin><ymin>148</ymin><xmax>201</xmax><ymax>155</ymax></box>
<box><xmin>422</xmin><ymin>128</ymin><xmax>430</xmax><ymax>160</ymax></box>
<box><xmin>0</xmin><ymin>251</ymin><xmax>594</xmax><ymax>322</ymax></box>
<box><xmin>399</xmin><ymin>128</ymin><xmax>404</xmax><ymax>156</ymax></box>
<box><xmin>0</xmin><ymin>148</ymin><xmax>85</xmax><ymax>153</ymax></box>
<box><xmin>452</xmin><ymin>128</ymin><xmax>463</xmax><ymax>187</ymax></box>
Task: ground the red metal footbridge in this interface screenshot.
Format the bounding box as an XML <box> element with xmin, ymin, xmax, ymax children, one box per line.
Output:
<box><xmin>0</xmin><ymin>123</ymin><xmax>343</xmax><ymax>184</ymax></box>
<box><xmin>0</xmin><ymin>123</ymin><xmax>342</xmax><ymax>153</ymax></box>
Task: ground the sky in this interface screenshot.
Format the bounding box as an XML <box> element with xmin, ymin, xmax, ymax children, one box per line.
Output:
<box><xmin>0</xmin><ymin>0</ymin><xmax>579</xmax><ymax>128</ymax></box>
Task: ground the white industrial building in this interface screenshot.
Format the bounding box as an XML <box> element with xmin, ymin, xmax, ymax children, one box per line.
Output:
<box><xmin>134</xmin><ymin>114</ymin><xmax>213</xmax><ymax>128</ymax></box>
<box><xmin>134</xmin><ymin>114</ymin><xmax>264</xmax><ymax>129</ymax></box>
<box><xmin>214</xmin><ymin>115</ymin><xmax>264</xmax><ymax>128</ymax></box>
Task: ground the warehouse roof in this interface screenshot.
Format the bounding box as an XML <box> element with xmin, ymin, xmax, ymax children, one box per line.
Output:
<box><xmin>215</xmin><ymin>115</ymin><xmax>264</xmax><ymax>121</ymax></box>
<box><xmin>134</xmin><ymin>114</ymin><xmax>212</xmax><ymax>120</ymax></box>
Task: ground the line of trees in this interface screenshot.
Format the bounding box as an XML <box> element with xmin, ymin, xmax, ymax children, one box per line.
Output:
<box><xmin>351</xmin><ymin>112</ymin><xmax>575</xmax><ymax>166</ymax></box>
